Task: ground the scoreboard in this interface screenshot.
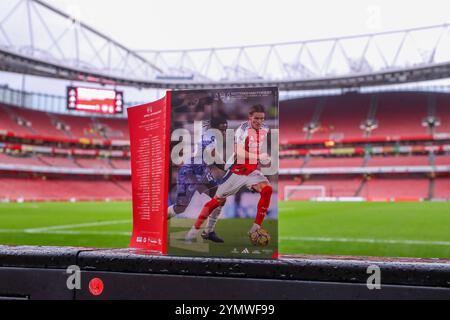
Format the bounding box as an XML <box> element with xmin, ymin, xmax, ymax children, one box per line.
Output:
<box><xmin>67</xmin><ymin>86</ymin><xmax>124</xmax><ymax>114</ymax></box>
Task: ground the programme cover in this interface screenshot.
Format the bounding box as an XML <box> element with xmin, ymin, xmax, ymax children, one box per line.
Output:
<box><xmin>128</xmin><ymin>87</ymin><xmax>279</xmax><ymax>259</ymax></box>
<box><xmin>167</xmin><ymin>87</ymin><xmax>279</xmax><ymax>259</ymax></box>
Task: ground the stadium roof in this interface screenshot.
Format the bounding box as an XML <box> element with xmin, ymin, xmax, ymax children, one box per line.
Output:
<box><xmin>2</xmin><ymin>0</ymin><xmax>450</xmax><ymax>90</ymax></box>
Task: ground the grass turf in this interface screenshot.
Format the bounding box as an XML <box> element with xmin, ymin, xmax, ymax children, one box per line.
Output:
<box><xmin>0</xmin><ymin>201</ymin><xmax>449</xmax><ymax>259</ymax></box>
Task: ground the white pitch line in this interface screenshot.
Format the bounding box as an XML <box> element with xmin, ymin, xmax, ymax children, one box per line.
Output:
<box><xmin>1</xmin><ymin>224</ymin><xmax>449</xmax><ymax>246</ymax></box>
<box><xmin>280</xmin><ymin>236</ymin><xmax>450</xmax><ymax>246</ymax></box>
<box><xmin>43</xmin><ymin>230</ymin><xmax>131</xmax><ymax>236</ymax></box>
<box><xmin>25</xmin><ymin>220</ymin><xmax>131</xmax><ymax>233</ymax></box>
<box><xmin>0</xmin><ymin>229</ymin><xmax>131</xmax><ymax>236</ymax></box>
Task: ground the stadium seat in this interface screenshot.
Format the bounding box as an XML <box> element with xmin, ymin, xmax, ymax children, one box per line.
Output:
<box><xmin>360</xmin><ymin>178</ymin><xmax>429</xmax><ymax>200</ymax></box>
<box><xmin>371</xmin><ymin>92</ymin><xmax>428</xmax><ymax>137</ymax></box>
<box><xmin>304</xmin><ymin>157</ymin><xmax>364</xmax><ymax>168</ymax></box>
<box><xmin>309</xmin><ymin>93</ymin><xmax>370</xmax><ymax>140</ymax></box>
<box><xmin>367</xmin><ymin>155</ymin><xmax>431</xmax><ymax>167</ymax></box>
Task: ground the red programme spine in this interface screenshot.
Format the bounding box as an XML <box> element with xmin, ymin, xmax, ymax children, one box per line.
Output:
<box><xmin>127</xmin><ymin>95</ymin><xmax>170</xmax><ymax>253</ymax></box>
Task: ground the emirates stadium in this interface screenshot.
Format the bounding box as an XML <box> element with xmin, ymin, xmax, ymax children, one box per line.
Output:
<box><xmin>0</xmin><ymin>0</ymin><xmax>449</xmax><ymax>301</ymax></box>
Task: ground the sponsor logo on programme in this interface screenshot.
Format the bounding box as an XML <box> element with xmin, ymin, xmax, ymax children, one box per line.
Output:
<box><xmin>241</xmin><ymin>248</ymin><xmax>250</xmax><ymax>254</ymax></box>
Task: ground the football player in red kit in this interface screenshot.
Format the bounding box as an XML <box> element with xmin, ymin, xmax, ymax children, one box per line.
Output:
<box><xmin>186</xmin><ymin>104</ymin><xmax>273</xmax><ymax>243</ymax></box>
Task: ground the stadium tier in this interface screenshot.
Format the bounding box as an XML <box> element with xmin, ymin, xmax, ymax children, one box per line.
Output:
<box><xmin>280</xmin><ymin>91</ymin><xmax>450</xmax><ymax>201</ymax></box>
<box><xmin>0</xmin><ymin>103</ymin><xmax>131</xmax><ymax>202</ymax></box>
<box><xmin>9</xmin><ymin>105</ymin><xmax>66</xmax><ymax>137</ymax></box>
<box><xmin>0</xmin><ymin>103</ymin><xmax>129</xmax><ymax>141</ymax></box>
<box><xmin>436</xmin><ymin>94</ymin><xmax>450</xmax><ymax>134</ymax></box>
<box><xmin>373</xmin><ymin>93</ymin><xmax>428</xmax><ymax>136</ymax></box>
<box><xmin>1</xmin><ymin>91</ymin><xmax>450</xmax><ymax>202</ymax></box>
<box><xmin>436</xmin><ymin>155</ymin><xmax>450</xmax><ymax>165</ymax></box>
<box><xmin>0</xmin><ymin>104</ymin><xmax>33</xmax><ymax>136</ymax></box>
<box><xmin>0</xmin><ymin>153</ymin><xmax>130</xmax><ymax>170</ymax></box>
<box><xmin>0</xmin><ymin>177</ymin><xmax>131</xmax><ymax>202</ymax></box>
<box><xmin>279</xmin><ymin>97</ymin><xmax>318</xmax><ymax>141</ymax></box>
<box><xmin>38</xmin><ymin>156</ymin><xmax>80</xmax><ymax>168</ymax></box>
<box><xmin>367</xmin><ymin>155</ymin><xmax>431</xmax><ymax>166</ymax></box>
<box><xmin>309</xmin><ymin>93</ymin><xmax>371</xmax><ymax>140</ymax></box>
<box><xmin>304</xmin><ymin>157</ymin><xmax>364</xmax><ymax>168</ymax></box>
<box><xmin>279</xmin><ymin>158</ymin><xmax>305</xmax><ymax>169</ymax></box>
<box><xmin>360</xmin><ymin>177</ymin><xmax>430</xmax><ymax>200</ymax></box>
<box><xmin>280</xmin><ymin>91</ymin><xmax>450</xmax><ymax>142</ymax></box>
<box><xmin>434</xmin><ymin>178</ymin><xmax>450</xmax><ymax>198</ymax></box>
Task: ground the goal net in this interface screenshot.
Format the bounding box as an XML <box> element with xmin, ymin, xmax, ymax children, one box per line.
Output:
<box><xmin>284</xmin><ymin>185</ymin><xmax>325</xmax><ymax>201</ymax></box>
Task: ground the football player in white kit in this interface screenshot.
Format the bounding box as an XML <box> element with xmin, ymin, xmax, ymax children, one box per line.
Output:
<box><xmin>186</xmin><ymin>104</ymin><xmax>273</xmax><ymax>243</ymax></box>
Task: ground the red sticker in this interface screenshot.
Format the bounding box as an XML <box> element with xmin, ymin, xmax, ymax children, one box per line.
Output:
<box><xmin>89</xmin><ymin>278</ymin><xmax>104</xmax><ymax>296</ymax></box>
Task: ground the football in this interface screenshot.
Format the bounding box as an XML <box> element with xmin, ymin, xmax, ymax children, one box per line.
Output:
<box><xmin>249</xmin><ymin>228</ymin><xmax>270</xmax><ymax>247</ymax></box>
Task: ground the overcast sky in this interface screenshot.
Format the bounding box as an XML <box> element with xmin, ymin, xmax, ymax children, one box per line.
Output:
<box><xmin>3</xmin><ymin>0</ymin><xmax>450</xmax><ymax>104</ymax></box>
<box><xmin>47</xmin><ymin>0</ymin><xmax>450</xmax><ymax>50</ymax></box>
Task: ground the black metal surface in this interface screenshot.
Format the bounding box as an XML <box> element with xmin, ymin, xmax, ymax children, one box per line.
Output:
<box><xmin>77</xmin><ymin>249</ymin><xmax>450</xmax><ymax>288</ymax></box>
<box><xmin>75</xmin><ymin>271</ymin><xmax>450</xmax><ymax>300</ymax></box>
<box><xmin>0</xmin><ymin>245</ymin><xmax>82</xmax><ymax>269</ymax></box>
<box><xmin>0</xmin><ymin>267</ymin><xmax>73</xmax><ymax>300</ymax></box>
<box><xmin>0</xmin><ymin>246</ymin><xmax>449</xmax><ymax>299</ymax></box>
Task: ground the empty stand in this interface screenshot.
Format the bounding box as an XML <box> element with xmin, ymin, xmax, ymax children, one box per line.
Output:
<box><xmin>0</xmin><ymin>104</ymin><xmax>34</xmax><ymax>135</ymax></box>
<box><xmin>279</xmin><ymin>97</ymin><xmax>321</xmax><ymax>142</ymax></box>
<box><xmin>75</xmin><ymin>158</ymin><xmax>113</xmax><ymax>169</ymax></box>
<box><xmin>305</xmin><ymin>157</ymin><xmax>364</xmax><ymax>168</ymax></box>
<box><xmin>110</xmin><ymin>159</ymin><xmax>131</xmax><ymax>170</ymax></box>
<box><xmin>96</xmin><ymin>118</ymin><xmax>130</xmax><ymax>139</ymax></box>
<box><xmin>433</xmin><ymin>178</ymin><xmax>450</xmax><ymax>199</ymax></box>
<box><xmin>0</xmin><ymin>104</ymin><xmax>129</xmax><ymax>139</ymax></box>
<box><xmin>280</xmin><ymin>158</ymin><xmax>305</xmax><ymax>169</ymax></box>
<box><xmin>0</xmin><ymin>153</ymin><xmax>44</xmax><ymax>166</ymax></box>
<box><xmin>0</xmin><ymin>153</ymin><xmax>131</xmax><ymax>171</ymax></box>
<box><xmin>435</xmin><ymin>93</ymin><xmax>450</xmax><ymax>134</ymax></box>
<box><xmin>2</xmin><ymin>91</ymin><xmax>450</xmax><ymax>202</ymax></box>
<box><xmin>10</xmin><ymin>105</ymin><xmax>63</xmax><ymax>137</ymax></box>
<box><xmin>360</xmin><ymin>178</ymin><xmax>429</xmax><ymax>200</ymax></box>
<box><xmin>0</xmin><ymin>177</ymin><xmax>131</xmax><ymax>201</ymax></box>
<box><xmin>371</xmin><ymin>92</ymin><xmax>428</xmax><ymax>137</ymax></box>
<box><xmin>434</xmin><ymin>155</ymin><xmax>450</xmax><ymax>166</ymax></box>
<box><xmin>367</xmin><ymin>155</ymin><xmax>431</xmax><ymax>167</ymax></box>
<box><xmin>53</xmin><ymin>114</ymin><xmax>100</xmax><ymax>138</ymax></box>
<box><xmin>38</xmin><ymin>156</ymin><xmax>79</xmax><ymax>168</ymax></box>
<box><xmin>310</xmin><ymin>93</ymin><xmax>370</xmax><ymax>140</ymax></box>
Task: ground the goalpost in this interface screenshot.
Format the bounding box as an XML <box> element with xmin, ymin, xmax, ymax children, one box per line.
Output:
<box><xmin>284</xmin><ymin>185</ymin><xmax>326</xmax><ymax>201</ymax></box>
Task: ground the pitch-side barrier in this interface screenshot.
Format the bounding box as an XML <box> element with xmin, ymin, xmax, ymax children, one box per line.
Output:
<box><xmin>0</xmin><ymin>246</ymin><xmax>449</xmax><ymax>300</ymax></box>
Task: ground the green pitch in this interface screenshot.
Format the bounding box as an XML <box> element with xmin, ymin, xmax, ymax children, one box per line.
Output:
<box><xmin>280</xmin><ymin>201</ymin><xmax>450</xmax><ymax>259</ymax></box>
<box><xmin>0</xmin><ymin>201</ymin><xmax>449</xmax><ymax>259</ymax></box>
